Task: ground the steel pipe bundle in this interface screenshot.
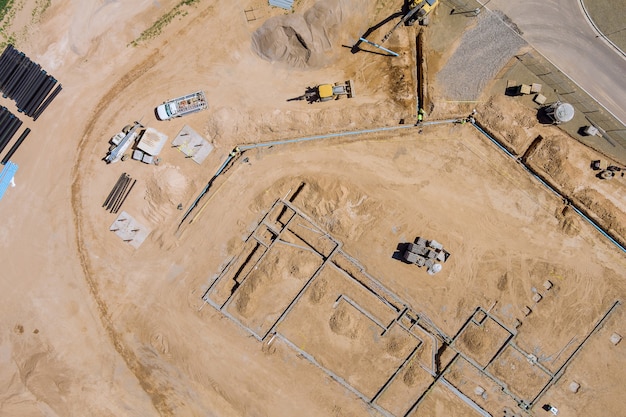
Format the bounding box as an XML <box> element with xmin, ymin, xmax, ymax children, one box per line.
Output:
<box><xmin>103</xmin><ymin>173</ymin><xmax>136</xmax><ymax>213</ymax></box>
<box><xmin>0</xmin><ymin>107</ymin><xmax>22</xmax><ymax>154</ymax></box>
<box><xmin>0</xmin><ymin>44</ymin><xmax>62</xmax><ymax>119</ymax></box>
<box><xmin>1</xmin><ymin>128</ymin><xmax>30</xmax><ymax>164</ymax></box>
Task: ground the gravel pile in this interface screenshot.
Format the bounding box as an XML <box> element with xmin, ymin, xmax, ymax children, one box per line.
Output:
<box><xmin>436</xmin><ymin>11</ymin><xmax>526</xmax><ymax>101</ymax></box>
<box><xmin>252</xmin><ymin>0</ymin><xmax>357</xmax><ymax>69</ymax></box>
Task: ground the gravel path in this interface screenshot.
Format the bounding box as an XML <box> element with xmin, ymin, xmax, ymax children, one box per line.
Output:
<box><xmin>436</xmin><ymin>11</ymin><xmax>526</xmax><ymax>101</ymax></box>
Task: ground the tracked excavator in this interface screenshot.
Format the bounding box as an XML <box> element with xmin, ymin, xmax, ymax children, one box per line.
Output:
<box><xmin>381</xmin><ymin>0</ymin><xmax>439</xmax><ymax>43</ymax></box>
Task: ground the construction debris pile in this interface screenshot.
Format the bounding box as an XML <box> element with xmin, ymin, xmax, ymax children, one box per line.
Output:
<box><xmin>402</xmin><ymin>237</ymin><xmax>450</xmax><ymax>275</ymax></box>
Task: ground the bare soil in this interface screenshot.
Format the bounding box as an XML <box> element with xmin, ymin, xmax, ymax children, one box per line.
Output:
<box><xmin>0</xmin><ymin>1</ymin><xmax>624</xmax><ymax>417</ymax></box>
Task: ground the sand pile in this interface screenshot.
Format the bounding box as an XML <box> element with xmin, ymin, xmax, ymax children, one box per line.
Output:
<box><xmin>143</xmin><ymin>165</ymin><xmax>188</xmax><ymax>225</ymax></box>
<box><xmin>252</xmin><ymin>0</ymin><xmax>354</xmax><ymax>68</ymax></box>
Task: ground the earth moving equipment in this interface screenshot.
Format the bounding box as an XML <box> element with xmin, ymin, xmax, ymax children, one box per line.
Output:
<box><xmin>156</xmin><ymin>90</ymin><xmax>208</xmax><ymax>120</ymax></box>
<box><xmin>381</xmin><ymin>0</ymin><xmax>439</xmax><ymax>43</ymax></box>
<box><xmin>290</xmin><ymin>80</ymin><xmax>355</xmax><ymax>103</ymax></box>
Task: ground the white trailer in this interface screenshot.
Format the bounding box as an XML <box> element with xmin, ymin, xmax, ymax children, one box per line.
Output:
<box><xmin>156</xmin><ymin>90</ymin><xmax>208</xmax><ymax>120</ymax></box>
<box><xmin>105</xmin><ymin>121</ymin><xmax>144</xmax><ymax>163</ymax></box>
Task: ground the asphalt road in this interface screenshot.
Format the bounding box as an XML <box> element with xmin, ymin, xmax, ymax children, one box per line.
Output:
<box><xmin>483</xmin><ymin>0</ymin><xmax>626</xmax><ymax>125</ymax></box>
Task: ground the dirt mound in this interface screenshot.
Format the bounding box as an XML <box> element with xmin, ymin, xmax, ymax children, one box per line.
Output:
<box><xmin>251</xmin><ymin>0</ymin><xmax>353</xmax><ymax>68</ymax></box>
<box><xmin>143</xmin><ymin>164</ymin><xmax>189</xmax><ymax>225</ymax></box>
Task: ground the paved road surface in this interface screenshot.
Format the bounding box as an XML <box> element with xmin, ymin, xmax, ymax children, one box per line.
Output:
<box><xmin>483</xmin><ymin>0</ymin><xmax>626</xmax><ymax>125</ymax></box>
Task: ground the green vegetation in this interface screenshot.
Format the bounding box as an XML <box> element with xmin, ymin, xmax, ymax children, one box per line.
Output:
<box><xmin>31</xmin><ymin>0</ymin><xmax>51</xmax><ymax>23</ymax></box>
<box><xmin>130</xmin><ymin>0</ymin><xmax>202</xmax><ymax>47</ymax></box>
<box><xmin>0</xmin><ymin>0</ymin><xmax>18</xmax><ymax>49</ymax></box>
<box><xmin>0</xmin><ymin>0</ymin><xmax>13</xmax><ymax>23</ymax></box>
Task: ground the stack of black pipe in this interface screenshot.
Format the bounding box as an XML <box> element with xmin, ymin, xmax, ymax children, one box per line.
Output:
<box><xmin>0</xmin><ymin>106</ymin><xmax>22</xmax><ymax>156</ymax></box>
<box><xmin>103</xmin><ymin>173</ymin><xmax>137</xmax><ymax>214</ymax></box>
<box><xmin>0</xmin><ymin>44</ymin><xmax>62</xmax><ymax>120</ymax></box>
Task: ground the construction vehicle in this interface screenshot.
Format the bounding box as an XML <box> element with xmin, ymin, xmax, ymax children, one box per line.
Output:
<box><xmin>155</xmin><ymin>90</ymin><xmax>208</xmax><ymax>120</ymax></box>
<box><xmin>105</xmin><ymin>121</ymin><xmax>144</xmax><ymax>163</ymax></box>
<box><xmin>381</xmin><ymin>0</ymin><xmax>439</xmax><ymax>43</ymax></box>
<box><xmin>289</xmin><ymin>80</ymin><xmax>355</xmax><ymax>103</ymax></box>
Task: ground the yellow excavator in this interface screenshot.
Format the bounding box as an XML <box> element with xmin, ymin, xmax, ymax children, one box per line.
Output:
<box><xmin>381</xmin><ymin>0</ymin><xmax>439</xmax><ymax>43</ymax></box>
<box><xmin>289</xmin><ymin>80</ymin><xmax>355</xmax><ymax>103</ymax></box>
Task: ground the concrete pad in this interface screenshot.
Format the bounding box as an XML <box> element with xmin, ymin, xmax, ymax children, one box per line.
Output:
<box><xmin>109</xmin><ymin>211</ymin><xmax>150</xmax><ymax>249</ymax></box>
<box><xmin>172</xmin><ymin>124</ymin><xmax>213</xmax><ymax>164</ymax></box>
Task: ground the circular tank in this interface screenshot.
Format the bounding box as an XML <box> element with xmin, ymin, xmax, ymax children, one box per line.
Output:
<box><xmin>548</xmin><ymin>102</ymin><xmax>575</xmax><ymax>123</ymax></box>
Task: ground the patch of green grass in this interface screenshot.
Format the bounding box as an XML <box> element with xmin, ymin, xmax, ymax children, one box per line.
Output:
<box><xmin>129</xmin><ymin>0</ymin><xmax>202</xmax><ymax>47</ymax></box>
<box><xmin>0</xmin><ymin>0</ymin><xmax>15</xmax><ymax>26</ymax></box>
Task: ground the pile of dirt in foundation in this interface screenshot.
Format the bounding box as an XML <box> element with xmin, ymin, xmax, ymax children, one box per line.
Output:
<box><xmin>251</xmin><ymin>0</ymin><xmax>355</xmax><ymax>68</ymax></box>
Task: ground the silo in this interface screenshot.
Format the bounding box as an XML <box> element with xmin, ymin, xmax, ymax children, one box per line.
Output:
<box><xmin>546</xmin><ymin>101</ymin><xmax>575</xmax><ymax>124</ymax></box>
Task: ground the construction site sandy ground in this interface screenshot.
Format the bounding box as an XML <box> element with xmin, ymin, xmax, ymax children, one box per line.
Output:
<box><xmin>0</xmin><ymin>0</ymin><xmax>625</xmax><ymax>416</ymax></box>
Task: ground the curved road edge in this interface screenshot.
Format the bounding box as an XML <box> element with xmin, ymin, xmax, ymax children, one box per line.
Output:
<box><xmin>578</xmin><ymin>0</ymin><xmax>626</xmax><ymax>58</ymax></box>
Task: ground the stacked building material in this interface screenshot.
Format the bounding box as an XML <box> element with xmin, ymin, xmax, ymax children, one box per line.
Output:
<box><xmin>0</xmin><ymin>106</ymin><xmax>22</xmax><ymax>155</ymax></box>
<box><xmin>0</xmin><ymin>44</ymin><xmax>62</xmax><ymax>119</ymax></box>
<box><xmin>103</xmin><ymin>173</ymin><xmax>137</xmax><ymax>214</ymax></box>
<box><xmin>402</xmin><ymin>237</ymin><xmax>450</xmax><ymax>275</ymax></box>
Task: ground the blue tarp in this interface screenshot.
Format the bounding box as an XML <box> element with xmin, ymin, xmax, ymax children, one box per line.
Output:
<box><xmin>269</xmin><ymin>0</ymin><xmax>293</xmax><ymax>11</ymax></box>
<box><xmin>0</xmin><ymin>161</ymin><xmax>18</xmax><ymax>201</ymax></box>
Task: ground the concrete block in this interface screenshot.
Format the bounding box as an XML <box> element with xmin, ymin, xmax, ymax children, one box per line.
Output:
<box><xmin>474</xmin><ymin>386</ymin><xmax>485</xmax><ymax>396</ymax></box>
<box><xmin>532</xmin><ymin>293</ymin><xmax>543</xmax><ymax>303</ymax></box>
<box><xmin>610</xmin><ymin>333</ymin><xmax>622</xmax><ymax>345</ymax></box>
<box><xmin>519</xmin><ymin>84</ymin><xmax>531</xmax><ymax>95</ymax></box>
<box><xmin>534</xmin><ymin>94</ymin><xmax>547</xmax><ymax>105</ymax></box>
<box><xmin>506</xmin><ymin>79</ymin><xmax>517</xmax><ymax>88</ymax></box>
<box><xmin>531</xmin><ymin>83</ymin><xmax>542</xmax><ymax>93</ymax></box>
<box><xmin>403</xmin><ymin>250</ymin><xmax>419</xmax><ymax>264</ymax></box>
<box><xmin>543</xmin><ymin>280</ymin><xmax>553</xmax><ymax>290</ymax></box>
<box><xmin>429</xmin><ymin>240</ymin><xmax>443</xmax><ymax>250</ymax></box>
<box><xmin>514</xmin><ymin>319</ymin><xmax>522</xmax><ymax>328</ymax></box>
<box><xmin>584</xmin><ymin>125</ymin><xmax>599</xmax><ymax>136</ymax></box>
<box><xmin>523</xmin><ymin>306</ymin><xmax>532</xmax><ymax>316</ymax></box>
<box><xmin>406</xmin><ymin>243</ymin><xmax>421</xmax><ymax>254</ymax></box>
<box><xmin>569</xmin><ymin>381</ymin><xmax>580</xmax><ymax>393</ymax></box>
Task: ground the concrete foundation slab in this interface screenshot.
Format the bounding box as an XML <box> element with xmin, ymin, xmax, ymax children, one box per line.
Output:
<box><xmin>109</xmin><ymin>211</ymin><xmax>150</xmax><ymax>249</ymax></box>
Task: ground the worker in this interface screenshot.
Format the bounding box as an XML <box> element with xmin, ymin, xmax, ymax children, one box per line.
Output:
<box><xmin>417</xmin><ymin>108</ymin><xmax>425</xmax><ymax>123</ymax></box>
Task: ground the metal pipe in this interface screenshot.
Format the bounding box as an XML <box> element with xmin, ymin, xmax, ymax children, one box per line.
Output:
<box><xmin>18</xmin><ymin>70</ymin><xmax>48</xmax><ymax>112</ymax></box>
<box><xmin>358</xmin><ymin>37</ymin><xmax>399</xmax><ymax>57</ymax></box>
<box><xmin>0</xmin><ymin>115</ymin><xmax>17</xmax><ymax>141</ymax></box>
<box><xmin>25</xmin><ymin>76</ymin><xmax>56</xmax><ymax>117</ymax></box>
<box><xmin>0</xmin><ymin>108</ymin><xmax>12</xmax><ymax>131</ymax></box>
<box><xmin>106</xmin><ymin>177</ymin><xmax>129</xmax><ymax>212</ymax></box>
<box><xmin>0</xmin><ymin>49</ymin><xmax>19</xmax><ymax>87</ymax></box>
<box><xmin>2</xmin><ymin>54</ymin><xmax>27</xmax><ymax>96</ymax></box>
<box><xmin>112</xmin><ymin>179</ymin><xmax>136</xmax><ymax>214</ymax></box>
<box><xmin>22</xmin><ymin>75</ymin><xmax>56</xmax><ymax>116</ymax></box>
<box><xmin>1</xmin><ymin>127</ymin><xmax>30</xmax><ymax>164</ymax></box>
<box><xmin>33</xmin><ymin>83</ymin><xmax>62</xmax><ymax>120</ymax></box>
<box><xmin>103</xmin><ymin>173</ymin><xmax>128</xmax><ymax>208</ymax></box>
<box><xmin>14</xmin><ymin>65</ymin><xmax>42</xmax><ymax>106</ymax></box>
<box><xmin>108</xmin><ymin>176</ymin><xmax>131</xmax><ymax>212</ymax></box>
<box><xmin>5</xmin><ymin>59</ymin><xmax>34</xmax><ymax>98</ymax></box>
<box><xmin>0</xmin><ymin>44</ymin><xmax>15</xmax><ymax>69</ymax></box>
<box><xmin>0</xmin><ymin>117</ymin><xmax>22</xmax><ymax>154</ymax></box>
